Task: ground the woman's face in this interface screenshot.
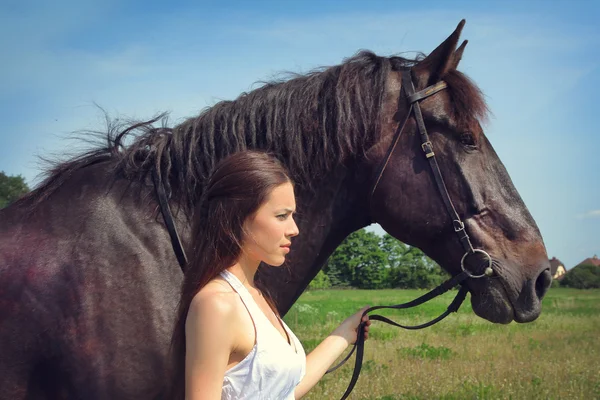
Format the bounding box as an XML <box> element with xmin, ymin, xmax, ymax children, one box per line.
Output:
<box><xmin>242</xmin><ymin>182</ymin><xmax>299</xmax><ymax>266</ymax></box>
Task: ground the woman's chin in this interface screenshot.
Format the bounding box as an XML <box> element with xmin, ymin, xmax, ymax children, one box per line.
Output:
<box><xmin>265</xmin><ymin>255</ymin><xmax>286</xmax><ymax>267</ymax></box>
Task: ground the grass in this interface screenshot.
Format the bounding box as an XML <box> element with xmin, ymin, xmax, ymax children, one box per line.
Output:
<box><xmin>283</xmin><ymin>288</ymin><xmax>600</xmax><ymax>399</ymax></box>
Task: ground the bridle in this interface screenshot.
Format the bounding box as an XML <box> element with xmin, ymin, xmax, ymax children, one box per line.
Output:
<box><xmin>325</xmin><ymin>69</ymin><xmax>494</xmax><ymax>399</ymax></box>
<box><xmin>372</xmin><ymin>69</ymin><xmax>494</xmax><ymax>279</ymax></box>
<box><xmin>151</xmin><ymin>68</ymin><xmax>495</xmax><ymax>400</ymax></box>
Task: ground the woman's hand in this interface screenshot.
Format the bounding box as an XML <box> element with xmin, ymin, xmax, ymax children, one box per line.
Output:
<box><xmin>330</xmin><ymin>306</ymin><xmax>371</xmax><ymax>346</ymax></box>
<box><xmin>294</xmin><ymin>306</ymin><xmax>372</xmax><ymax>399</ymax></box>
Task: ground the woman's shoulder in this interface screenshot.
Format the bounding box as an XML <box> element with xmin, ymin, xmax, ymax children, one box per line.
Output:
<box><xmin>188</xmin><ymin>277</ymin><xmax>241</xmax><ymax>323</ymax></box>
<box><xmin>185</xmin><ymin>278</ymin><xmax>244</xmax><ymax>357</ymax></box>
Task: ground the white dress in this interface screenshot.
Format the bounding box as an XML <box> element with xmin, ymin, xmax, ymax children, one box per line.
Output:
<box><xmin>219</xmin><ymin>270</ymin><xmax>306</xmax><ymax>400</ymax></box>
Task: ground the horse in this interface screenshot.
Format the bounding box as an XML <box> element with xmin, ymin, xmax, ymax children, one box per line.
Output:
<box><xmin>0</xmin><ymin>20</ymin><xmax>551</xmax><ymax>399</ymax></box>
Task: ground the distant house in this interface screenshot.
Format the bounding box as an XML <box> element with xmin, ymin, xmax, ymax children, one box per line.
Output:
<box><xmin>560</xmin><ymin>255</ymin><xmax>600</xmax><ymax>289</ymax></box>
<box><xmin>574</xmin><ymin>254</ymin><xmax>600</xmax><ymax>268</ymax></box>
<box><xmin>549</xmin><ymin>257</ymin><xmax>567</xmax><ymax>280</ymax></box>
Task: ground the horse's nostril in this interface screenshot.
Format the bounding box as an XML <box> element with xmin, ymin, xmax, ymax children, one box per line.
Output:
<box><xmin>535</xmin><ymin>268</ymin><xmax>552</xmax><ymax>300</ymax></box>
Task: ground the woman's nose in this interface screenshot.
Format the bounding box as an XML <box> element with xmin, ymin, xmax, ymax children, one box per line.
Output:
<box><xmin>288</xmin><ymin>218</ymin><xmax>299</xmax><ymax>237</ymax></box>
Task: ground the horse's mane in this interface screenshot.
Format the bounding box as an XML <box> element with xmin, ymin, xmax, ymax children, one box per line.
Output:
<box><xmin>19</xmin><ymin>51</ymin><xmax>487</xmax><ymax>211</ymax></box>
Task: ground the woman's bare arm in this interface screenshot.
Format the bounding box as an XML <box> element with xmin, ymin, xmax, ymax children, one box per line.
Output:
<box><xmin>185</xmin><ymin>292</ymin><xmax>237</xmax><ymax>400</ymax></box>
<box><xmin>294</xmin><ymin>308</ymin><xmax>370</xmax><ymax>399</ymax></box>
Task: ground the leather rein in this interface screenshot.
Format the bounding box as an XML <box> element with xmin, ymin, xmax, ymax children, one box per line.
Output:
<box><xmin>324</xmin><ymin>69</ymin><xmax>493</xmax><ymax>400</ymax></box>
<box><xmin>151</xmin><ymin>68</ymin><xmax>494</xmax><ymax>399</ymax></box>
<box><xmin>152</xmin><ymin>169</ymin><xmax>188</xmax><ymax>271</ymax></box>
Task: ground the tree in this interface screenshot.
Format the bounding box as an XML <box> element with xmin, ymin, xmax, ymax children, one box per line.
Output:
<box><xmin>381</xmin><ymin>234</ymin><xmax>412</xmax><ymax>287</ymax></box>
<box><xmin>324</xmin><ymin>229</ymin><xmax>387</xmax><ymax>288</ymax></box>
<box><xmin>325</xmin><ymin>230</ymin><xmax>450</xmax><ymax>290</ymax></box>
<box><xmin>383</xmin><ymin>234</ymin><xmax>449</xmax><ymax>289</ymax></box>
<box><xmin>561</xmin><ymin>264</ymin><xmax>600</xmax><ymax>289</ymax></box>
<box><xmin>381</xmin><ymin>234</ymin><xmax>409</xmax><ymax>269</ymax></box>
<box><xmin>323</xmin><ymin>241</ymin><xmax>354</xmax><ymax>287</ymax></box>
<box><xmin>0</xmin><ymin>172</ymin><xmax>30</xmax><ymax>209</ymax></box>
<box><xmin>351</xmin><ymin>231</ymin><xmax>387</xmax><ymax>289</ymax></box>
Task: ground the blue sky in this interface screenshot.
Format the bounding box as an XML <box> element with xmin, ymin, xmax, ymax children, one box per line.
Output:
<box><xmin>1</xmin><ymin>0</ymin><xmax>598</xmax><ymax>269</ymax></box>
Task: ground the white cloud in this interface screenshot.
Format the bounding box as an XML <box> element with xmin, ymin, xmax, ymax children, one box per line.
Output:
<box><xmin>577</xmin><ymin>210</ymin><xmax>600</xmax><ymax>219</ymax></box>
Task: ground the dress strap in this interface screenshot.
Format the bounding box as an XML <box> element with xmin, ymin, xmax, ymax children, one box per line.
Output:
<box><xmin>219</xmin><ymin>269</ymin><xmax>259</xmax><ymax>343</ymax></box>
<box><xmin>220</xmin><ymin>270</ymin><xmax>255</xmax><ymax>305</ymax></box>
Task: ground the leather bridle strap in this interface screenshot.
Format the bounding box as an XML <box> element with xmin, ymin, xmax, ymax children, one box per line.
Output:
<box><xmin>402</xmin><ymin>71</ymin><xmax>474</xmax><ymax>254</ymax></box>
<box><xmin>369</xmin><ymin>73</ymin><xmax>447</xmax><ymax>203</ymax></box>
<box><xmin>152</xmin><ymin>169</ymin><xmax>188</xmax><ymax>271</ymax></box>
<box><xmin>369</xmin><ymin>103</ymin><xmax>413</xmax><ymax>204</ymax></box>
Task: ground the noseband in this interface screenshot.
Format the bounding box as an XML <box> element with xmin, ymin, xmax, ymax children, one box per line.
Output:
<box><xmin>327</xmin><ymin>70</ymin><xmax>493</xmax><ymax>399</ymax></box>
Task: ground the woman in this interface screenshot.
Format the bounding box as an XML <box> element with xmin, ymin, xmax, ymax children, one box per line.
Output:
<box><xmin>169</xmin><ymin>151</ymin><xmax>370</xmax><ymax>400</ymax></box>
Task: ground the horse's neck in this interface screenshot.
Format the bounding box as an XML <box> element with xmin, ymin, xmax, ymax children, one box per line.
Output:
<box><xmin>298</xmin><ymin>165</ymin><xmax>369</xmax><ymax>243</ymax></box>
<box><xmin>261</xmin><ymin>163</ymin><xmax>371</xmax><ymax>314</ymax></box>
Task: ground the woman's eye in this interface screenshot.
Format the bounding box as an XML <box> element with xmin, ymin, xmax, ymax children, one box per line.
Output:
<box><xmin>460</xmin><ymin>132</ymin><xmax>477</xmax><ymax>148</ymax></box>
<box><xmin>276</xmin><ymin>214</ymin><xmax>288</xmax><ymax>220</ymax></box>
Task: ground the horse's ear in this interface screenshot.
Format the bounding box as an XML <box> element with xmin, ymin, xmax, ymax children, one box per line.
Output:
<box><xmin>413</xmin><ymin>19</ymin><xmax>465</xmax><ymax>86</ymax></box>
<box><xmin>449</xmin><ymin>40</ymin><xmax>468</xmax><ymax>71</ymax></box>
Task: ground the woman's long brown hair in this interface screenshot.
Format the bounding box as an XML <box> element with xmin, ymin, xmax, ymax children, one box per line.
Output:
<box><xmin>167</xmin><ymin>150</ymin><xmax>291</xmax><ymax>400</ymax></box>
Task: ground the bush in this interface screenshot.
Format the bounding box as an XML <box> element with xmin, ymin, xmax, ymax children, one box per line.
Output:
<box><xmin>0</xmin><ymin>172</ymin><xmax>30</xmax><ymax>209</ymax></box>
<box><xmin>308</xmin><ymin>270</ymin><xmax>331</xmax><ymax>290</ymax></box>
<box><xmin>561</xmin><ymin>264</ymin><xmax>600</xmax><ymax>289</ymax></box>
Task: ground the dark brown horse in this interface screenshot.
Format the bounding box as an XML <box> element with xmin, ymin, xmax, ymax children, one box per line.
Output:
<box><xmin>0</xmin><ymin>20</ymin><xmax>551</xmax><ymax>399</ymax></box>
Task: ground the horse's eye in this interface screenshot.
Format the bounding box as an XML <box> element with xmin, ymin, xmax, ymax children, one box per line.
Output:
<box><xmin>460</xmin><ymin>132</ymin><xmax>477</xmax><ymax>148</ymax></box>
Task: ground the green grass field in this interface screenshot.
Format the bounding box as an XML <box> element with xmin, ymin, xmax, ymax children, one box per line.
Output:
<box><xmin>283</xmin><ymin>288</ymin><xmax>600</xmax><ymax>400</ymax></box>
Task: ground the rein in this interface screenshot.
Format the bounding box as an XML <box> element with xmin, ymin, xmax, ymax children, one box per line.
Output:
<box><xmin>325</xmin><ymin>69</ymin><xmax>493</xmax><ymax>400</ymax></box>
<box><xmin>152</xmin><ymin>169</ymin><xmax>188</xmax><ymax>271</ymax></box>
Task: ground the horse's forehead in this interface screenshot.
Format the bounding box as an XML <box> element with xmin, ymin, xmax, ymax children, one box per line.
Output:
<box><xmin>393</xmin><ymin>90</ymin><xmax>456</xmax><ymax>135</ymax></box>
<box><xmin>383</xmin><ymin>72</ymin><xmax>472</xmax><ymax>132</ymax></box>
<box><xmin>421</xmin><ymin>91</ymin><xmax>481</xmax><ymax>133</ymax></box>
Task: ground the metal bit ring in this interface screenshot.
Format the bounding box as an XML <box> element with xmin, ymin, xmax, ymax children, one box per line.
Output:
<box><xmin>461</xmin><ymin>249</ymin><xmax>493</xmax><ymax>279</ymax></box>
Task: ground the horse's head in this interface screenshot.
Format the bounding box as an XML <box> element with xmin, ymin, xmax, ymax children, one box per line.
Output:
<box><xmin>368</xmin><ymin>20</ymin><xmax>552</xmax><ymax>324</ymax></box>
